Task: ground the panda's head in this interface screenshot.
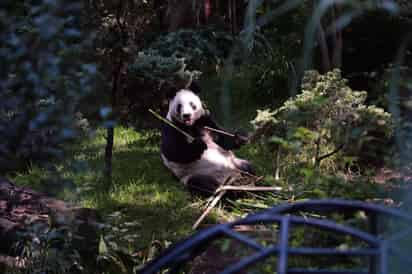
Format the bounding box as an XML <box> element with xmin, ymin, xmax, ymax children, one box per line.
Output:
<box><xmin>167</xmin><ymin>89</ymin><xmax>205</xmax><ymax>126</ymax></box>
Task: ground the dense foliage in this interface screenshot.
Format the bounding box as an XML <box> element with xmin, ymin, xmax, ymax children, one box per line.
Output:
<box><xmin>252</xmin><ymin>69</ymin><xmax>392</xmax><ymax>175</ymax></box>
<box><xmin>0</xmin><ymin>1</ymin><xmax>97</xmax><ymax>172</ymax></box>
<box><xmin>146</xmin><ymin>29</ymin><xmax>233</xmax><ymax>67</ymax></box>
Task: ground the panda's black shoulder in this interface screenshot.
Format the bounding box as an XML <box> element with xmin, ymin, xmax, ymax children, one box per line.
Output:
<box><xmin>161</xmin><ymin>121</ymin><xmax>207</xmax><ymax>164</ymax></box>
<box><xmin>161</xmin><ymin>122</ymin><xmax>186</xmax><ymax>143</ymax></box>
<box><xmin>193</xmin><ymin>112</ymin><xmax>213</xmax><ymax>128</ymax></box>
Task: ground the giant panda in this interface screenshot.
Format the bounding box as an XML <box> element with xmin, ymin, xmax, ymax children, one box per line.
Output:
<box><xmin>161</xmin><ymin>89</ymin><xmax>254</xmax><ymax>194</ymax></box>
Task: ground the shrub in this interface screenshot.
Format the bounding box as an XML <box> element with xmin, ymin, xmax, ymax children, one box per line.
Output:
<box><xmin>146</xmin><ymin>29</ymin><xmax>233</xmax><ymax>68</ymax></box>
<box><xmin>252</xmin><ymin>69</ymin><xmax>392</xmax><ymax>176</ymax></box>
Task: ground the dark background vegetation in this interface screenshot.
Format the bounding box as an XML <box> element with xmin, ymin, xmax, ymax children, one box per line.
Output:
<box><xmin>1</xmin><ymin>0</ymin><xmax>412</xmax><ymax>273</ymax></box>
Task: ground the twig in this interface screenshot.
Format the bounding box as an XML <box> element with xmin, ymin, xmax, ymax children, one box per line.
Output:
<box><xmin>238</xmin><ymin>170</ymin><xmax>264</xmax><ymax>182</ymax></box>
<box><xmin>214</xmin><ymin>185</ymin><xmax>282</xmax><ymax>194</ymax></box>
<box><xmin>148</xmin><ymin>109</ymin><xmax>195</xmax><ymax>142</ymax></box>
<box><xmin>275</xmin><ymin>147</ymin><xmax>281</xmax><ymax>181</ymax></box>
<box><xmin>204</xmin><ymin>126</ymin><xmax>235</xmax><ymax>137</ymax></box>
<box><xmin>192</xmin><ymin>174</ymin><xmax>271</xmax><ymax>229</ymax></box>
<box><xmin>192</xmin><ymin>190</ymin><xmax>226</xmax><ymax>230</ymax></box>
<box><xmin>316</xmin><ymin>143</ymin><xmax>344</xmax><ymax>163</ymax></box>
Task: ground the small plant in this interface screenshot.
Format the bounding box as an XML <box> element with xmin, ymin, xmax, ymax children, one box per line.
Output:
<box><xmin>9</xmin><ymin>218</ymin><xmax>86</xmax><ymax>274</ymax></box>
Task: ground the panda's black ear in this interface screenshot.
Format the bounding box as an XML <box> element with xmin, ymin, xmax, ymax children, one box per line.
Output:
<box><xmin>188</xmin><ymin>81</ymin><xmax>202</xmax><ymax>94</ymax></box>
<box><xmin>165</xmin><ymin>86</ymin><xmax>179</xmax><ymax>100</ymax></box>
<box><xmin>203</xmin><ymin>106</ymin><xmax>210</xmax><ymax>117</ymax></box>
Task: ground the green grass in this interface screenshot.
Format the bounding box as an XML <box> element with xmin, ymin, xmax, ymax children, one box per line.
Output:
<box><xmin>9</xmin><ymin>127</ymin><xmax>205</xmax><ymax>251</ymax></box>
<box><xmin>8</xmin><ymin>126</ymin><xmax>391</xmax><ymax>251</ymax></box>
<box><xmin>7</xmin><ymin>124</ymin><xmax>400</xmax><ymax>274</ymax></box>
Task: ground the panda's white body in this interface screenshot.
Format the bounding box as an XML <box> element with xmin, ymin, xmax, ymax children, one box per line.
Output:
<box><xmin>161</xmin><ymin>134</ymin><xmax>241</xmax><ymax>184</ymax></box>
<box><xmin>160</xmin><ymin>89</ymin><xmax>252</xmax><ymax>193</ymax></box>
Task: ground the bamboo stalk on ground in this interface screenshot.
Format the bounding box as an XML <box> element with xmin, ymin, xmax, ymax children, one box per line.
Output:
<box><xmin>192</xmin><ymin>190</ymin><xmax>227</xmax><ymax>230</ymax></box>
<box><xmin>214</xmin><ymin>185</ymin><xmax>282</xmax><ymax>194</ymax></box>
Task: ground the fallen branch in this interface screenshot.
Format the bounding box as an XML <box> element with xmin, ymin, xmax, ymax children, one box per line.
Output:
<box><xmin>215</xmin><ymin>185</ymin><xmax>282</xmax><ymax>194</ymax></box>
<box><xmin>192</xmin><ymin>190</ymin><xmax>227</xmax><ymax>230</ymax></box>
<box><xmin>148</xmin><ymin>109</ymin><xmax>195</xmax><ymax>142</ymax></box>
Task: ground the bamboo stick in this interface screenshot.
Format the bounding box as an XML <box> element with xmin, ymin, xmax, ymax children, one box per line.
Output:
<box><xmin>204</xmin><ymin>126</ymin><xmax>235</xmax><ymax>137</ymax></box>
<box><xmin>148</xmin><ymin>109</ymin><xmax>195</xmax><ymax>142</ymax></box>
<box><xmin>192</xmin><ymin>190</ymin><xmax>227</xmax><ymax>230</ymax></box>
<box><xmin>214</xmin><ymin>185</ymin><xmax>282</xmax><ymax>194</ymax></box>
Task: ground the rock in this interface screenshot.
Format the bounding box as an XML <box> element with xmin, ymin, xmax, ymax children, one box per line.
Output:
<box><xmin>0</xmin><ymin>177</ymin><xmax>100</xmax><ymax>266</ymax></box>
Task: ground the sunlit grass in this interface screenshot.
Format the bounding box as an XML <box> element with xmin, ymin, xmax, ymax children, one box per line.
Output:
<box><xmin>9</xmin><ymin>127</ymin><xmax>202</xmax><ymax>250</ymax></box>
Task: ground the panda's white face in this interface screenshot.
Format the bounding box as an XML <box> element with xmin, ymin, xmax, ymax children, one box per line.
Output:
<box><xmin>167</xmin><ymin>89</ymin><xmax>205</xmax><ymax>126</ymax></box>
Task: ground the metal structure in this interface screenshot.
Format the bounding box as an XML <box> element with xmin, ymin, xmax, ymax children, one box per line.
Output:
<box><xmin>139</xmin><ymin>199</ymin><xmax>412</xmax><ymax>274</ymax></box>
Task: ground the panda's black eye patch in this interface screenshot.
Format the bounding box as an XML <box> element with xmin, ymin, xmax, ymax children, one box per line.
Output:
<box><xmin>190</xmin><ymin>102</ymin><xmax>197</xmax><ymax>110</ymax></box>
<box><xmin>177</xmin><ymin>103</ymin><xmax>182</xmax><ymax>114</ymax></box>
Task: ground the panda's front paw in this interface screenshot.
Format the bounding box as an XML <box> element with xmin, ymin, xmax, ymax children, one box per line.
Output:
<box><xmin>234</xmin><ymin>131</ymin><xmax>250</xmax><ymax>147</ymax></box>
<box><xmin>192</xmin><ymin>138</ymin><xmax>207</xmax><ymax>151</ymax></box>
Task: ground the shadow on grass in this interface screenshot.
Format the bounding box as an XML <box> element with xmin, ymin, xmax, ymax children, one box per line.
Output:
<box><xmin>73</xmin><ymin>135</ymin><xmax>203</xmax><ymax>248</ymax></box>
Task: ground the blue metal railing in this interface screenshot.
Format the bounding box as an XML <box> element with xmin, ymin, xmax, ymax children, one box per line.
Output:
<box><xmin>139</xmin><ymin>199</ymin><xmax>412</xmax><ymax>274</ymax></box>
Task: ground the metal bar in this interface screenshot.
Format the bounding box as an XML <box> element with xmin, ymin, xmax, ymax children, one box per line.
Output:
<box><xmin>379</xmin><ymin>243</ymin><xmax>388</xmax><ymax>274</ymax></box>
<box><xmin>288</xmin><ymin>268</ymin><xmax>367</xmax><ymax>274</ymax></box>
<box><xmin>139</xmin><ymin>225</ymin><xmax>227</xmax><ymax>273</ymax></box>
<box><xmin>221</xmin><ymin>227</ymin><xmax>265</xmax><ymax>251</ymax></box>
<box><xmin>240</xmin><ymin>214</ymin><xmax>381</xmax><ymax>246</ymax></box>
<box><xmin>287</xmin><ymin>247</ymin><xmax>379</xmax><ymax>257</ymax></box>
<box><xmin>368</xmin><ymin>212</ymin><xmax>378</xmax><ymax>274</ymax></box>
<box><xmin>278</xmin><ymin>216</ymin><xmax>290</xmax><ymax>274</ymax></box>
<box><xmin>220</xmin><ymin>245</ymin><xmax>279</xmax><ymax>274</ymax></box>
<box><xmin>265</xmin><ymin>199</ymin><xmax>412</xmax><ymax>222</ymax></box>
<box><xmin>139</xmin><ymin>199</ymin><xmax>412</xmax><ymax>274</ymax></box>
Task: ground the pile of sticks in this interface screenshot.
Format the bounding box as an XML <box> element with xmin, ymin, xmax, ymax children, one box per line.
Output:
<box><xmin>192</xmin><ymin>173</ymin><xmax>282</xmax><ymax>229</ymax></box>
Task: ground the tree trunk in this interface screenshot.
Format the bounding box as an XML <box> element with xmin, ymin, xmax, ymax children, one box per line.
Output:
<box><xmin>317</xmin><ymin>22</ymin><xmax>331</xmax><ymax>72</ymax></box>
<box><xmin>167</xmin><ymin>0</ymin><xmax>194</xmax><ymax>31</ymax></box>
<box><xmin>204</xmin><ymin>0</ymin><xmax>211</xmax><ymax>23</ymax></box>
<box><xmin>313</xmin><ymin>0</ymin><xmax>330</xmax><ymax>72</ymax></box>
<box><xmin>331</xmin><ymin>4</ymin><xmax>343</xmax><ymax>68</ymax></box>
<box><xmin>104</xmin><ymin>127</ymin><xmax>114</xmax><ymax>185</ymax></box>
<box><xmin>232</xmin><ymin>0</ymin><xmax>237</xmax><ymax>34</ymax></box>
<box><xmin>104</xmin><ymin>61</ymin><xmax>121</xmax><ymax>186</ymax></box>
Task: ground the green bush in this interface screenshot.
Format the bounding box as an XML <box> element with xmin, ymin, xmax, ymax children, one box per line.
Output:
<box><xmin>147</xmin><ymin>29</ymin><xmax>233</xmax><ymax>68</ymax></box>
<box><xmin>252</xmin><ymin>69</ymin><xmax>392</xmax><ymax>175</ymax></box>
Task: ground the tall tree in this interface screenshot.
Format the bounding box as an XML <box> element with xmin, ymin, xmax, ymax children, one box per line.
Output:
<box><xmin>86</xmin><ymin>0</ymin><xmax>155</xmax><ymax>186</ymax></box>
